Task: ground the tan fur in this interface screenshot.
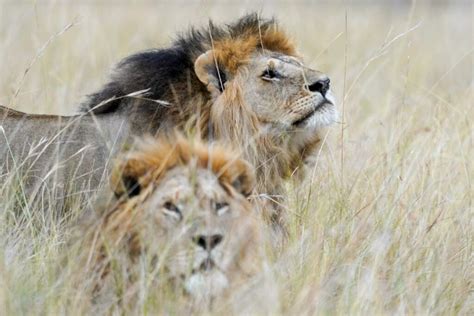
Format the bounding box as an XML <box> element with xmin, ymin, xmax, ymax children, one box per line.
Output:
<box><xmin>212</xmin><ymin>27</ymin><xmax>296</xmax><ymax>74</ymax></box>
<box><xmin>0</xmin><ymin>16</ymin><xmax>337</xmax><ymax>219</ymax></box>
<box><xmin>110</xmin><ymin>134</ymin><xmax>255</xmax><ymax>197</ymax></box>
<box><xmin>192</xmin><ymin>50</ymin><xmax>338</xmax><ymax>226</ymax></box>
<box><xmin>74</xmin><ymin>135</ymin><xmax>262</xmax><ymax>307</ymax></box>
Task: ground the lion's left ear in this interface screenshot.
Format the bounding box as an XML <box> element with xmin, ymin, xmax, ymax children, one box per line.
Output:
<box><xmin>225</xmin><ymin>160</ymin><xmax>255</xmax><ymax>197</ymax></box>
<box><xmin>194</xmin><ymin>50</ymin><xmax>227</xmax><ymax>94</ymax></box>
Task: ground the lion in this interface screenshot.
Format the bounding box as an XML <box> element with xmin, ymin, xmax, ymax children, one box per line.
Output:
<box><xmin>71</xmin><ymin>135</ymin><xmax>262</xmax><ymax>311</ymax></box>
<box><xmin>0</xmin><ymin>13</ymin><xmax>336</xmax><ymax>213</ymax></box>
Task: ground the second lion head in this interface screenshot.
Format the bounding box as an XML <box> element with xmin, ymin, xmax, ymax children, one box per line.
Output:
<box><xmin>81</xmin><ymin>134</ymin><xmax>263</xmax><ymax>308</ymax></box>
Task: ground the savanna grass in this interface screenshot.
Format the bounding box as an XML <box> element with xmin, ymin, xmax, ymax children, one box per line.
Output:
<box><xmin>0</xmin><ymin>1</ymin><xmax>472</xmax><ymax>314</ymax></box>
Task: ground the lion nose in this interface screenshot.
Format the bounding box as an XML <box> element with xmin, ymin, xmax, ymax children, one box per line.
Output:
<box><xmin>308</xmin><ymin>78</ymin><xmax>330</xmax><ymax>96</ymax></box>
<box><xmin>193</xmin><ymin>234</ymin><xmax>224</xmax><ymax>250</ymax></box>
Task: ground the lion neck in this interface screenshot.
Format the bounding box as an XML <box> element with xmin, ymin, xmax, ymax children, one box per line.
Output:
<box><xmin>207</xmin><ymin>90</ymin><xmax>322</xmax><ymax>197</ymax></box>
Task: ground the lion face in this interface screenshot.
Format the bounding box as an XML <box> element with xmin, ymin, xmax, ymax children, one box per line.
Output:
<box><xmin>137</xmin><ymin>166</ymin><xmax>258</xmax><ymax>300</ymax></box>
<box><xmin>241</xmin><ymin>53</ymin><xmax>337</xmax><ymax>131</ymax></box>
<box><xmin>194</xmin><ymin>50</ymin><xmax>337</xmax><ymax>142</ymax></box>
<box><xmin>103</xmin><ymin>136</ymin><xmax>260</xmax><ymax>302</ymax></box>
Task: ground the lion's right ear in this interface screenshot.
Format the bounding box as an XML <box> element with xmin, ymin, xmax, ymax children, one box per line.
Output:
<box><xmin>110</xmin><ymin>158</ymin><xmax>147</xmax><ymax>199</ymax></box>
<box><xmin>194</xmin><ymin>50</ymin><xmax>227</xmax><ymax>94</ymax></box>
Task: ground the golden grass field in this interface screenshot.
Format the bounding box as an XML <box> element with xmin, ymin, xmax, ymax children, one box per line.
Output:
<box><xmin>0</xmin><ymin>1</ymin><xmax>472</xmax><ymax>314</ymax></box>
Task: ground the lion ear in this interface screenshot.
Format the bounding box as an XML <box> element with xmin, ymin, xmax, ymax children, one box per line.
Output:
<box><xmin>228</xmin><ymin>161</ymin><xmax>255</xmax><ymax>197</ymax></box>
<box><xmin>111</xmin><ymin>158</ymin><xmax>146</xmax><ymax>199</ymax></box>
<box><xmin>194</xmin><ymin>50</ymin><xmax>227</xmax><ymax>94</ymax></box>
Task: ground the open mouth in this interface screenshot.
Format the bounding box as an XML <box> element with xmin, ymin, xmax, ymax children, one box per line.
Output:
<box><xmin>292</xmin><ymin>100</ymin><xmax>331</xmax><ymax>127</ymax></box>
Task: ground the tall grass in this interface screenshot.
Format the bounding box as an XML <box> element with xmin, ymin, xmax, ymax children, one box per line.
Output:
<box><xmin>0</xmin><ymin>1</ymin><xmax>472</xmax><ymax>314</ymax></box>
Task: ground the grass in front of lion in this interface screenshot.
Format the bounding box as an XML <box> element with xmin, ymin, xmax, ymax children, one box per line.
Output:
<box><xmin>0</xmin><ymin>1</ymin><xmax>472</xmax><ymax>315</ymax></box>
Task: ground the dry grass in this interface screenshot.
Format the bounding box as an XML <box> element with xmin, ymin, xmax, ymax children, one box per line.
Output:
<box><xmin>0</xmin><ymin>1</ymin><xmax>472</xmax><ymax>315</ymax></box>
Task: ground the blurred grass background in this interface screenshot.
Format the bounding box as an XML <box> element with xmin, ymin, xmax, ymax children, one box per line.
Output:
<box><xmin>0</xmin><ymin>0</ymin><xmax>472</xmax><ymax>314</ymax></box>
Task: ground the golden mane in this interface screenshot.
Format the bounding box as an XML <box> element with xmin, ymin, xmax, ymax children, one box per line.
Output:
<box><xmin>111</xmin><ymin>134</ymin><xmax>255</xmax><ymax>198</ymax></box>
<box><xmin>213</xmin><ymin>28</ymin><xmax>296</xmax><ymax>74</ymax></box>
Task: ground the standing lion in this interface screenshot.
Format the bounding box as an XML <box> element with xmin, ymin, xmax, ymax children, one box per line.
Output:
<box><xmin>0</xmin><ymin>13</ymin><xmax>336</xmax><ymax>215</ymax></box>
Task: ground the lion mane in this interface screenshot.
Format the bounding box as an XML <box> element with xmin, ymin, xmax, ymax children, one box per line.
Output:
<box><xmin>82</xmin><ymin>13</ymin><xmax>295</xmax><ymax>115</ymax></box>
<box><xmin>110</xmin><ymin>134</ymin><xmax>255</xmax><ymax>200</ymax></box>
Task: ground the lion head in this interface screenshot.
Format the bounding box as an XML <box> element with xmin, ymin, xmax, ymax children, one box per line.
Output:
<box><xmin>194</xmin><ymin>35</ymin><xmax>337</xmax><ymax>139</ymax></box>
<box><xmin>188</xmin><ymin>16</ymin><xmax>337</xmax><ymax>206</ymax></box>
<box><xmin>84</xmin><ymin>135</ymin><xmax>261</xmax><ymax>304</ymax></box>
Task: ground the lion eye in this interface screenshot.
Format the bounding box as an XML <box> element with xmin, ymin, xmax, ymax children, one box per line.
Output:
<box><xmin>261</xmin><ymin>69</ymin><xmax>280</xmax><ymax>81</ymax></box>
<box><xmin>163</xmin><ymin>201</ymin><xmax>182</xmax><ymax>221</ymax></box>
<box><xmin>215</xmin><ymin>202</ymin><xmax>229</xmax><ymax>216</ymax></box>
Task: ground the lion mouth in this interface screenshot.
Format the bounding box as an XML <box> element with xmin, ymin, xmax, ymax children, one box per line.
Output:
<box><xmin>191</xmin><ymin>258</ymin><xmax>217</xmax><ymax>274</ymax></box>
<box><xmin>292</xmin><ymin>100</ymin><xmax>331</xmax><ymax>127</ymax></box>
<box><xmin>184</xmin><ymin>262</ymin><xmax>229</xmax><ymax>299</ymax></box>
<box><xmin>184</xmin><ymin>269</ymin><xmax>230</xmax><ymax>302</ymax></box>
<box><xmin>199</xmin><ymin>258</ymin><xmax>215</xmax><ymax>272</ymax></box>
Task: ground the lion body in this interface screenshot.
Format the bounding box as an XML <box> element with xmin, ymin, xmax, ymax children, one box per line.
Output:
<box><xmin>0</xmin><ymin>105</ymin><xmax>152</xmax><ymax>208</ymax></box>
<box><xmin>1</xmin><ymin>14</ymin><xmax>337</xmax><ymax>216</ymax></box>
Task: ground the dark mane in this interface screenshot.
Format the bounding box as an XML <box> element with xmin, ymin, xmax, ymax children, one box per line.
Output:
<box><xmin>80</xmin><ymin>13</ymin><xmax>286</xmax><ymax>114</ymax></box>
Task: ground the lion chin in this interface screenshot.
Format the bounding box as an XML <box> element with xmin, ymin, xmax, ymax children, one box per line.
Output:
<box><xmin>184</xmin><ymin>269</ymin><xmax>229</xmax><ymax>301</ymax></box>
<box><xmin>295</xmin><ymin>90</ymin><xmax>338</xmax><ymax>131</ymax></box>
